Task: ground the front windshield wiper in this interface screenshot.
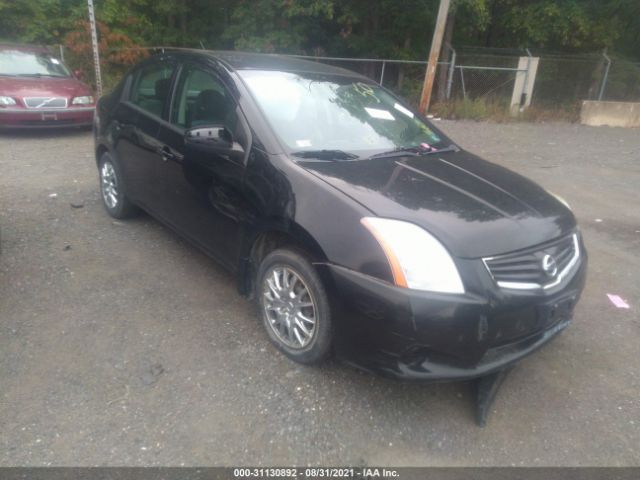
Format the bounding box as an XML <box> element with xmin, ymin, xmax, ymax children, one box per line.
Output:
<box><xmin>369</xmin><ymin>144</ymin><xmax>459</xmax><ymax>160</ymax></box>
<box><xmin>291</xmin><ymin>149</ymin><xmax>359</xmax><ymax>161</ymax></box>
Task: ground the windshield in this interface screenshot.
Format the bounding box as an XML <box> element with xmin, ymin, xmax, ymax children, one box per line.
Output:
<box><xmin>0</xmin><ymin>50</ymin><xmax>71</xmax><ymax>77</ymax></box>
<box><xmin>239</xmin><ymin>70</ymin><xmax>445</xmax><ymax>155</ymax></box>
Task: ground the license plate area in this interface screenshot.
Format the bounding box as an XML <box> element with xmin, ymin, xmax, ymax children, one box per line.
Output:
<box><xmin>41</xmin><ymin>113</ymin><xmax>58</xmax><ymax>121</ymax></box>
<box><xmin>538</xmin><ymin>296</ymin><xmax>576</xmax><ymax>328</ymax></box>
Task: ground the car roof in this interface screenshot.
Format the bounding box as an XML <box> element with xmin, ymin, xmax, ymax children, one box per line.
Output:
<box><xmin>166</xmin><ymin>49</ymin><xmax>369</xmax><ymax>80</ymax></box>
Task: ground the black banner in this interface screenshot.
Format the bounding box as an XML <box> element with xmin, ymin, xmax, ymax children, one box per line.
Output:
<box><xmin>0</xmin><ymin>468</ymin><xmax>638</xmax><ymax>480</ymax></box>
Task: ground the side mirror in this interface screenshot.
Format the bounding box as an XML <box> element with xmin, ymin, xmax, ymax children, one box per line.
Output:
<box><xmin>74</xmin><ymin>69</ymin><xmax>84</xmax><ymax>80</ymax></box>
<box><xmin>186</xmin><ymin>126</ymin><xmax>233</xmax><ymax>147</ymax></box>
<box><xmin>184</xmin><ymin>126</ymin><xmax>245</xmax><ymax>161</ymax></box>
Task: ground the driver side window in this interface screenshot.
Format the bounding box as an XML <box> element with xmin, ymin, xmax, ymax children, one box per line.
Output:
<box><xmin>172</xmin><ymin>66</ymin><xmax>237</xmax><ymax>131</ymax></box>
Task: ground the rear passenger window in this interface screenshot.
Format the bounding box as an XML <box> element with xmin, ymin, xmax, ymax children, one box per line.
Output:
<box><xmin>130</xmin><ymin>63</ymin><xmax>174</xmax><ymax>117</ymax></box>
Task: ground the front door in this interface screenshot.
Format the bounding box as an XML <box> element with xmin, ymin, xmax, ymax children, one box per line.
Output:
<box><xmin>156</xmin><ymin>63</ymin><xmax>250</xmax><ymax>270</ymax></box>
<box><xmin>117</xmin><ymin>61</ymin><xmax>175</xmax><ymax>210</ymax></box>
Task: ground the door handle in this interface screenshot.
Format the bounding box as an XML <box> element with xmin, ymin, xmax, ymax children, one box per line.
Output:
<box><xmin>160</xmin><ymin>146</ymin><xmax>176</xmax><ymax>162</ymax></box>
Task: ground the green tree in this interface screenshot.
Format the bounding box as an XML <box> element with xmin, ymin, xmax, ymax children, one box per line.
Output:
<box><xmin>0</xmin><ymin>0</ymin><xmax>84</xmax><ymax>44</ymax></box>
<box><xmin>463</xmin><ymin>0</ymin><xmax>628</xmax><ymax>52</ymax></box>
<box><xmin>222</xmin><ymin>0</ymin><xmax>335</xmax><ymax>52</ymax></box>
<box><xmin>0</xmin><ymin>0</ymin><xmax>638</xmax><ymax>62</ymax></box>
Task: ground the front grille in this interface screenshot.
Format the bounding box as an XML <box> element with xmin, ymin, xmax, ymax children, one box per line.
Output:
<box><xmin>483</xmin><ymin>233</ymin><xmax>580</xmax><ymax>290</ymax></box>
<box><xmin>23</xmin><ymin>97</ymin><xmax>67</xmax><ymax>109</ymax></box>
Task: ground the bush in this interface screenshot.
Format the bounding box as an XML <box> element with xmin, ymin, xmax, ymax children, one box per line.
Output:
<box><xmin>63</xmin><ymin>20</ymin><xmax>148</xmax><ymax>93</ymax></box>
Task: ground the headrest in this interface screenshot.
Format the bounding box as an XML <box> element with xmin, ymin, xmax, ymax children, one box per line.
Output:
<box><xmin>194</xmin><ymin>89</ymin><xmax>228</xmax><ymax>121</ymax></box>
<box><xmin>155</xmin><ymin>78</ymin><xmax>171</xmax><ymax>100</ymax></box>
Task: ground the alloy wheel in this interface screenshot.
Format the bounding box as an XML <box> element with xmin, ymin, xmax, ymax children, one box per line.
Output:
<box><xmin>100</xmin><ymin>161</ymin><xmax>118</xmax><ymax>209</ymax></box>
<box><xmin>262</xmin><ymin>266</ymin><xmax>317</xmax><ymax>349</ymax></box>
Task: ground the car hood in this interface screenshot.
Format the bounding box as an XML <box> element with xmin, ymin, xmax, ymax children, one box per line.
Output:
<box><xmin>299</xmin><ymin>151</ymin><xmax>576</xmax><ymax>258</ymax></box>
<box><xmin>0</xmin><ymin>75</ymin><xmax>91</xmax><ymax>100</ymax></box>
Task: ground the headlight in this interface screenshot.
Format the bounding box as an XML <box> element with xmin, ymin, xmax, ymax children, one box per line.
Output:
<box><xmin>361</xmin><ymin>217</ymin><xmax>465</xmax><ymax>294</ymax></box>
<box><xmin>72</xmin><ymin>96</ymin><xmax>94</xmax><ymax>105</ymax></box>
<box><xmin>0</xmin><ymin>96</ymin><xmax>17</xmax><ymax>106</ymax></box>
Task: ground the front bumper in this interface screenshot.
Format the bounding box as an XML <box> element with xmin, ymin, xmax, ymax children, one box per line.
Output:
<box><xmin>326</xmin><ymin>245</ymin><xmax>587</xmax><ymax>382</ymax></box>
<box><xmin>0</xmin><ymin>107</ymin><xmax>94</xmax><ymax>128</ymax></box>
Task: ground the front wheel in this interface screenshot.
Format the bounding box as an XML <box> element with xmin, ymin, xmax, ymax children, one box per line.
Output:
<box><xmin>256</xmin><ymin>248</ymin><xmax>333</xmax><ymax>364</ymax></box>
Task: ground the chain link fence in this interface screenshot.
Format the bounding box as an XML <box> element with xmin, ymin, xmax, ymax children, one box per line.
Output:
<box><xmin>48</xmin><ymin>44</ymin><xmax>640</xmax><ymax>120</ymax></box>
<box><xmin>601</xmin><ymin>59</ymin><xmax>640</xmax><ymax>102</ymax></box>
<box><xmin>302</xmin><ymin>47</ymin><xmax>640</xmax><ymax>119</ymax></box>
<box><xmin>293</xmin><ymin>50</ymin><xmax>526</xmax><ymax>118</ymax></box>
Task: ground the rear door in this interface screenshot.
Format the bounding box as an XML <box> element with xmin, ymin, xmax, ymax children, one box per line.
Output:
<box><xmin>156</xmin><ymin>61</ymin><xmax>251</xmax><ymax>270</ymax></box>
<box><xmin>116</xmin><ymin>60</ymin><xmax>176</xmax><ymax>210</ymax></box>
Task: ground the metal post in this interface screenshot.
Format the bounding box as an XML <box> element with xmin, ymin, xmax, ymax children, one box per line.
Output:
<box><xmin>59</xmin><ymin>44</ymin><xmax>65</xmax><ymax>61</ymax></box>
<box><xmin>446</xmin><ymin>44</ymin><xmax>456</xmax><ymax>99</ymax></box>
<box><xmin>598</xmin><ymin>52</ymin><xmax>611</xmax><ymax>101</ymax></box>
<box><xmin>520</xmin><ymin>48</ymin><xmax>532</xmax><ymax>108</ymax></box>
<box><xmin>87</xmin><ymin>0</ymin><xmax>103</xmax><ymax>97</ymax></box>
<box><xmin>459</xmin><ymin>67</ymin><xmax>466</xmax><ymax>99</ymax></box>
<box><xmin>379</xmin><ymin>60</ymin><xmax>386</xmax><ymax>85</ymax></box>
<box><xmin>419</xmin><ymin>0</ymin><xmax>451</xmax><ymax>114</ymax></box>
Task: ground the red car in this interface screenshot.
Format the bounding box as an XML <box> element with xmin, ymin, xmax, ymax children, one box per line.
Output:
<box><xmin>0</xmin><ymin>44</ymin><xmax>95</xmax><ymax>128</ymax></box>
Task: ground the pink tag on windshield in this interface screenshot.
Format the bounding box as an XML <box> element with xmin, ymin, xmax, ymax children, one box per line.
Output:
<box><xmin>420</xmin><ymin>143</ymin><xmax>432</xmax><ymax>150</ymax></box>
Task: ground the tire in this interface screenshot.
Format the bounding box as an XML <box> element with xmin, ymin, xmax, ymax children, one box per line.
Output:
<box><xmin>256</xmin><ymin>248</ymin><xmax>332</xmax><ymax>364</ymax></box>
<box><xmin>98</xmin><ymin>152</ymin><xmax>138</xmax><ymax>219</ymax></box>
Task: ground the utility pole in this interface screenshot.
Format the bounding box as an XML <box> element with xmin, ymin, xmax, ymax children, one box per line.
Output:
<box><xmin>419</xmin><ymin>0</ymin><xmax>451</xmax><ymax>115</ymax></box>
<box><xmin>87</xmin><ymin>0</ymin><xmax>103</xmax><ymax>97</ymax></box>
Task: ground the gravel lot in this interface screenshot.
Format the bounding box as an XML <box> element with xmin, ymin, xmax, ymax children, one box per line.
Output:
<box><xmin>1</xmin><ymin>121</ymin><xmax>639</xmax><ymax>466</ymax></box>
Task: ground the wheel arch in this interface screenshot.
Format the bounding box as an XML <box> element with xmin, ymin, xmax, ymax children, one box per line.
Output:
<box><xmin>95</xmin><ymin>143</ymin><xmax>110</xmax><ymax>166</ymax></box>
<box><xmin>237</xmin><ymin>221</ymin><xmax>333</xmax><ymax>298</ymax></box>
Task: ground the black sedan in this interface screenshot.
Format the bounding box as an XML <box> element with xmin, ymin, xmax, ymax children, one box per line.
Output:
<box><xmin>93</xmin><ymin>51</ymin><xmax>586</xmax><ymax>381</ymax></box>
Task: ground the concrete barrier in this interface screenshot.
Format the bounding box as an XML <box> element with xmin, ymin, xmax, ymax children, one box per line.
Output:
<box><xmin>580</xmin><ymin>101</ymin><xmax>640</xmax><ymax>128</ymax></box>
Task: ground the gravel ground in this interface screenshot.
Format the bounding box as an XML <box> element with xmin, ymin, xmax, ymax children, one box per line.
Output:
<box><xmin>0</xmin><ymin>121</ymin><xmax>639</xmax><ymax>466</ymax></box>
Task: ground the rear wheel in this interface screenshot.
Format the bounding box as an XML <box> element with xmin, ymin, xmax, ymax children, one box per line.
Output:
<box><xmin>98</xmin><ymin>152</ymin><xmax>137</xmax><ymax>219</ymax></box>
<box><xmin>256</xmin><ymin>248</ymin><xmax>332</xmax><ymax>364</ymax></box>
